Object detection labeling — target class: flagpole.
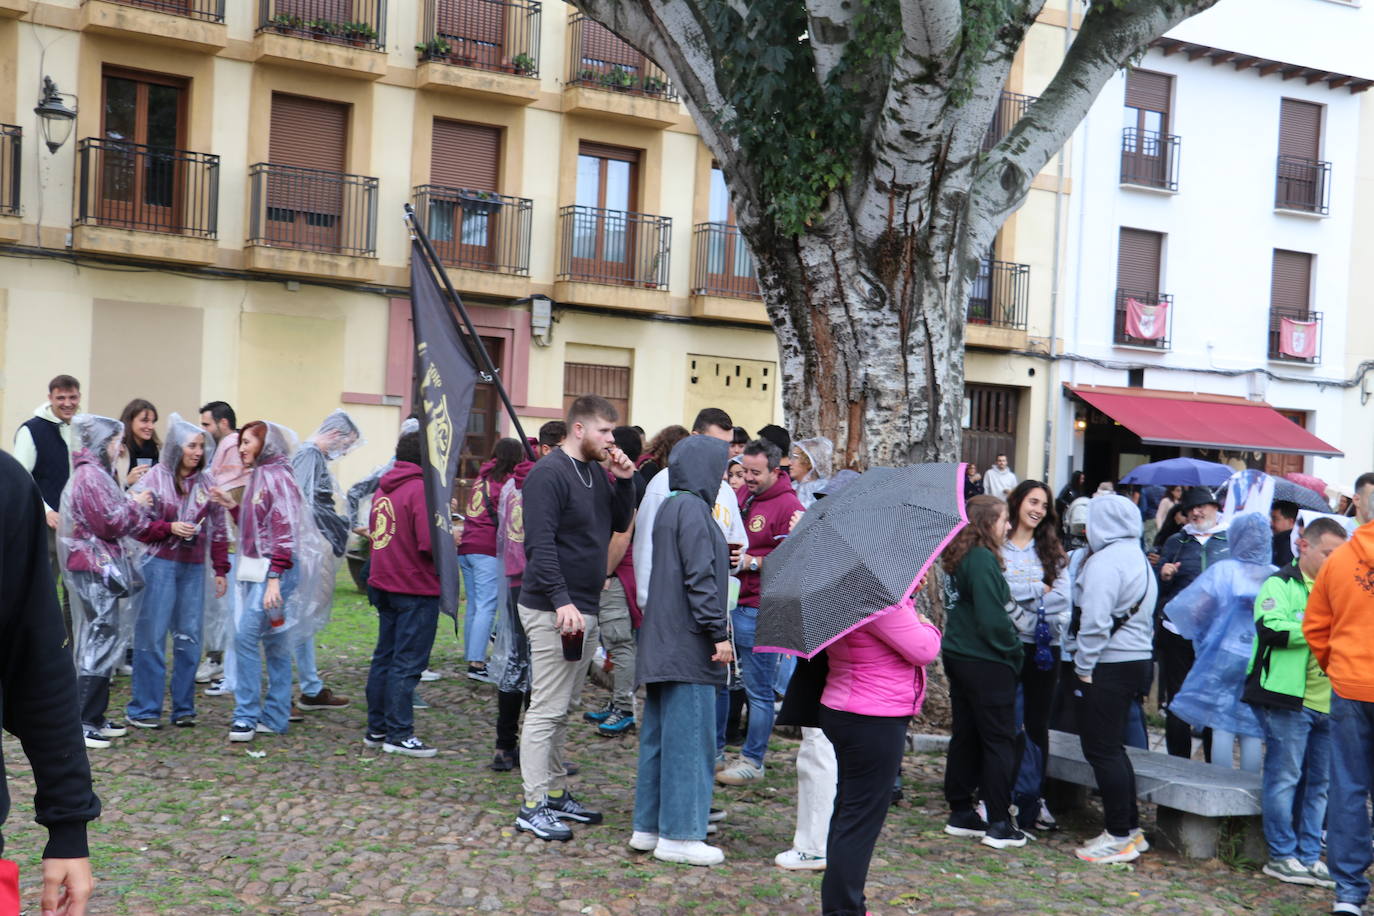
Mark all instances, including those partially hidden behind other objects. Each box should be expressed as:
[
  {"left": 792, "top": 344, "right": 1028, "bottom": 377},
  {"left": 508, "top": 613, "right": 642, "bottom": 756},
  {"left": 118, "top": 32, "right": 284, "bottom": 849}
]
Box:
[{"left": 404, "top": 203, "right": 538, "bottom": 461}]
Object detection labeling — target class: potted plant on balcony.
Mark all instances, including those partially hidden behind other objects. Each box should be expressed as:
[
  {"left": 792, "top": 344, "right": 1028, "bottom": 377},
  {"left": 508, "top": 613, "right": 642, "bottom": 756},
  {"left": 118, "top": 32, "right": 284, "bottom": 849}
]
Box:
[
  {"left": 577, "top": 68, "right": 599, "bottom": 86},
  {"left": 308, "top": 18, "right": 340, "bottom": 40},
  {"left": 512, "top": 53, "right": 536, "bottom": 76},
  {"left": 599, "top": 66, "right": 636, "bottom": 92},
  {"left": 459, "top": 190, "right": 502, "bottom": 216},
  {"left": 269, "top": 12, "right": 303, "bottom": 34},
  {"left": 643, "top": 75, "right": 668, "bottom": 97},
  {"left": 415, "top": 36, "right": 453, "bottom": 62},
  {"left": 343, "top": 22, "right": 377, "bottom": 47}
]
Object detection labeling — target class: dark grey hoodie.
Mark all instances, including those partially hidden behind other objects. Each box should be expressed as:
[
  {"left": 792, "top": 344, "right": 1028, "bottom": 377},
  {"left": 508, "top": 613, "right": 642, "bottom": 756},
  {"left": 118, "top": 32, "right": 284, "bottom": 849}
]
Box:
[
  {"left": 637, "top": 436, "right": 731, "bottom": 687},
  {"left": 1072, "top": 494, "right": 1157, "bottom": 678}
]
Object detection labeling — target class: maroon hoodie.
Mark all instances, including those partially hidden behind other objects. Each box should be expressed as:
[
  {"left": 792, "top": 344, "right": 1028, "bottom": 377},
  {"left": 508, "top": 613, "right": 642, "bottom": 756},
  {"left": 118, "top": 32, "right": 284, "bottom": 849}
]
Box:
[
  {"left": 457, "top": 459, "right": 510, "bottom": 557},
  {"left": 736, "top": 473, "right": 804, "bottom": 607},
  {"left": 368, "top": 460, "right": 439, "bottom": 596}
]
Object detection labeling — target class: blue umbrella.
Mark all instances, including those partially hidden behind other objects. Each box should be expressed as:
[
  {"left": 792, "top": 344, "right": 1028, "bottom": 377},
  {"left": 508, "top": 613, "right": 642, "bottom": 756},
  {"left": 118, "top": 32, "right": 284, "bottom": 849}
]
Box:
[{"left": 1120, "top": 457, "right": 1232, "bottom": 488}]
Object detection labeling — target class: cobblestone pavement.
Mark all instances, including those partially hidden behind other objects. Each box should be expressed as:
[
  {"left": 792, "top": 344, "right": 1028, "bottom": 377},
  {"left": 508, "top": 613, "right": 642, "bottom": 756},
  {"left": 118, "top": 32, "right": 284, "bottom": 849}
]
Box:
[{"left": 2, "top": 577, "right": 1330, "bottom": 914}]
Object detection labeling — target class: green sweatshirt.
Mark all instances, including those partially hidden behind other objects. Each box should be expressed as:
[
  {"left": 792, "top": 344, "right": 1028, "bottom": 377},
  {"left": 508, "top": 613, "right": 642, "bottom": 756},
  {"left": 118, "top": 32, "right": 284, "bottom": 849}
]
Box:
[{"left": 942, "top": 546, "right": 1024, "bottom": 672}]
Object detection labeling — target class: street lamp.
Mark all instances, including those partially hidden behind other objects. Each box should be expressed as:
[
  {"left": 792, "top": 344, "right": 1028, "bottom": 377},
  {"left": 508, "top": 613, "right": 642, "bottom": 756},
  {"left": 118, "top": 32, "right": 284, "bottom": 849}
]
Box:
[{"left": 34, "top": 77, "right": 77, "bottom": 154}]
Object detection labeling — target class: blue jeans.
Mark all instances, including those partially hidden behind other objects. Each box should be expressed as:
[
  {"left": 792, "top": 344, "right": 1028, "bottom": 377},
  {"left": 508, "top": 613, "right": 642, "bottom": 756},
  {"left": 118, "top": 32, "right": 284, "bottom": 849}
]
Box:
[
  {"left": 232, "top": 571, "right": 298, "bottom": 733},
  {"left": 1328, "top": 694, "right": 1374, "bottom": 906},
  {"left": 633, "top": 682, "right": 717, "bottom": 840},
  {"left": 294, "top": 637, "right": 324, "bottom": 697},
  {"left": 720, "top": 605, "right": 779, "bottom": 767},
  {"left": 774, "top": 654, "right": 797, "bottom": 698},
  {"left": 459, "top": 553, "right": 501, "bottom": 664},
  {"left": 365, "top": 590, "right": 441, "bottom": 742},
  {"left": 1258, "top": 705, "right": 1332, "bottom": 864},
  {"left": 128, "top": 556, "right": 205, "bottom": 722}
]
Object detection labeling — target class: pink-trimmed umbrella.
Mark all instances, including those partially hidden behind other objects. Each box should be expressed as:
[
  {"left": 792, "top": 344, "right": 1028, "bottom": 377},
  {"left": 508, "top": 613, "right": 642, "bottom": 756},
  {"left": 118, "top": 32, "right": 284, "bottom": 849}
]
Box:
[
  {"left": 1284, "top": 472, "right": 1329, "bottom": 499},
  {"left": 755, "top": 462, "right": 967, "bottom": 659}
]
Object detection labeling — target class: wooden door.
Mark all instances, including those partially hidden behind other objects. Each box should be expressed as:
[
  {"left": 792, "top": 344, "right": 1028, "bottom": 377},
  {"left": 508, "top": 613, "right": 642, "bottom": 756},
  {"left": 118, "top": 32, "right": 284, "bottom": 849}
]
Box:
[
  {"left": 1263, "top": 411, "right": 1307, "bottom": 478},
  {"left": 430, "top": 120, "right": 501, "bottom": 269},
  {"left": 268, "top": 94, "right": 348, "bottom": 251},
  {"left": 101, "top": 70, "right": 186, "bottom": 231},
  {"left": 455, "top": 336, "right": 505, "bottom": 507},
  {"left": 1278, "top": 99, "right": 1323, "bottom": 208},
  {"left": 1122, "top": 69, "right": 1172, "bottom": 186},
  {"left": 704, "top": 166, "right": 755, "bottom": 296},
  {"left": 572, "top": 143, "right": 638, "bottom": 283},
  {"left": 961, "top": 384, "right": 1019, "bottom": 472}
]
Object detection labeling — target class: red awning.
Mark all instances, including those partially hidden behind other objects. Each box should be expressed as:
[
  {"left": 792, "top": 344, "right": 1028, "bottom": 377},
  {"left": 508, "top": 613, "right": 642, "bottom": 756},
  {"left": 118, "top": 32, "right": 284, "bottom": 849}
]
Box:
[{"left": 1067, "top": 385, "right": 1343, "bottom": 458}]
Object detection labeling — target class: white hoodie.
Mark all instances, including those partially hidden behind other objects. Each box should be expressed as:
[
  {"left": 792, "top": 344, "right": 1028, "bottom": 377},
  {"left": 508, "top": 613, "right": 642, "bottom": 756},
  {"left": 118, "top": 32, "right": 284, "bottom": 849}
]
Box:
[{"left": 12, "top": 402, "right": 74, "bottom": 511}]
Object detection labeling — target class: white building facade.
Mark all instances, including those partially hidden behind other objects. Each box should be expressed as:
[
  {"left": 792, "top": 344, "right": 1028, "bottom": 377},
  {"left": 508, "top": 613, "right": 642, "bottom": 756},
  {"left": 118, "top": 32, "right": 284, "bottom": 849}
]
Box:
[{"left": 1055, "top": 0, "right": 1374, "bottom": 491}]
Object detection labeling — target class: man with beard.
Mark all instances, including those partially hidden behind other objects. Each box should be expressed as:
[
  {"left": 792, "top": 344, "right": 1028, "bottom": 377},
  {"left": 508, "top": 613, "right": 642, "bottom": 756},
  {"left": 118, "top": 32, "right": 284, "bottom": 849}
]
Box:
[
  {"left": 515, "top": 396, "right": 637, "bottom": 842},
  {"left": 1156, "top": 486, "right": 1230, "bottom": 758}
]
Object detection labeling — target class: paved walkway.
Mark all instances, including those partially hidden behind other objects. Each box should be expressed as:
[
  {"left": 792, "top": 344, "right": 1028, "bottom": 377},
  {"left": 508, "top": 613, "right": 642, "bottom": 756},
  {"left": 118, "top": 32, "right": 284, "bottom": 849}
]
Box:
[{"left": 2, "top": 580, "right": 1331, "bottom": 914}]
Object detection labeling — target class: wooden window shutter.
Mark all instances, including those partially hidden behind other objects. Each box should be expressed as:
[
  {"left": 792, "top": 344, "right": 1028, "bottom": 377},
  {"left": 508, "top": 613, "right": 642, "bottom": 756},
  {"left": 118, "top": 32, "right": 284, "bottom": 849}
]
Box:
[
  {"left": 1125, "top": 69, "right": 1172, "bottom": 114},
  {"left": 1279, "top": 99, "right": 1322, "bottom": 160},
  {"left": 269, "top": 94, "right": 348, "bottom": 173},
  {"left": 277, "top": 0, "right": 351, "bottom": 24},
  {"left": 580, "top": 19, "right": 641, "bottom": 69},
  {"left": 1270, "top": 249, "right": 1313, "bottom": 314},
  {"left": 431, "top": 120, "right": 501, "bottom": 191},
  {"left": 1116, "top": 228, "right": 1163, "bottom": 293},
  {"left": 562, "top": 363, "right": 631, "bottom": 423},
  {"left": 437, "top": 0, "right": 504, "bottom": 45},
  {"left": 578, "top": 141, "right": 640, "bottom": 164}
]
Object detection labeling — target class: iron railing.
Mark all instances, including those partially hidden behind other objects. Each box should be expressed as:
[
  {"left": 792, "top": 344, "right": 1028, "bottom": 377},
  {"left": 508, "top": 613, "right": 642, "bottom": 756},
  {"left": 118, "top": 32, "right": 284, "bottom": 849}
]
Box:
[
  {"left": 967, "top": 258, "right": 1029, "bottom": 330},
  {"left": 418, "top": 0, "right": 541, "bottom": 76},
  {"left": 412, "top": 184, "right": 532, "bottom": 275},
  {"left": 982, "top": 91, "right": 1035, "bottom": 153},
  {"left": 1113, "top": 288, "right": 1173, "bottom": 349},
  {"left": 1275, "top": 155, "right": 1331, "bottom": 215},
  {"left": 0, "top": 125, "right": 19, "bottom": 217},
  {"left": 1120, "top": 127, "right": 1180, "bottom": 191},
  {"left": 91, "top": 0, "right": 225, "bottom": 22},
  {"left": 691, "top": 222, "right": 760, "bottom": 299},
  {"left": 1268, "top": 307, "right": 1323, "bottom": 363},
  {"left": 567, "top": 14, "right": 677, "bottom": 101},
  {"left": 257, "top": 0, "right": 386, "bottom": 50},
  {"left": 248, "top": 162, "right": 377, "bottom": 256},
  {"left": 558, "top": 204, "right": 670, "bottom": 288},
  {"left": 76, "top": 138, "right": 219, "bottom": 238}
]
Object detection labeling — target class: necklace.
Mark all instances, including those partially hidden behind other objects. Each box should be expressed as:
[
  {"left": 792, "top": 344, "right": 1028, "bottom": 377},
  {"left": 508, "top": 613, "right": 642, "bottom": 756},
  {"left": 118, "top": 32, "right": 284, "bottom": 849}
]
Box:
[{"left": 565, "top": 450, "right": 593, "bottom": 489}]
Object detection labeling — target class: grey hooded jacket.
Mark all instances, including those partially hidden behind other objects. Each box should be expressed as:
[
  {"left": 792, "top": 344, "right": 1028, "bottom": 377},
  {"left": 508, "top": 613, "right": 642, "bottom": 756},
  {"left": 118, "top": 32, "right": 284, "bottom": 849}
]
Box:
[
  {"left": 1073, "top": 494, "right": 1157, "bottom": 678},
  {"left": 637, "top": 436, "right": 731, "bottom": 688}
]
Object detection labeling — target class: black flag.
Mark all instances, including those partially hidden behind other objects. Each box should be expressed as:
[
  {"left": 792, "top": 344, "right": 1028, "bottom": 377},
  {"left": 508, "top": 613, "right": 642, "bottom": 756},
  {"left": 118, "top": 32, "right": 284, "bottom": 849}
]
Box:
[{"left": 409, "top": 239, "right": 479, "bottom": 620}]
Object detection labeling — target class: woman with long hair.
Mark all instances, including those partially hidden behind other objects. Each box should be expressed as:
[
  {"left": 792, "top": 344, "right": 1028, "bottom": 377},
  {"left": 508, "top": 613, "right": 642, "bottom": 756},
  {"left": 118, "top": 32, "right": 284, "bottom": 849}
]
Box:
[
  {"left": 940, "top": 495, "right": 1027, "bottom": 850},
  {"left": 119, "top": 398, "right": 161, "bottom": 488},
  {"left": 638, "top": 425, "right": 689, "bottom": 484},
  {"left": 127, "top": 415, "right": 230, "bottom": 729},
  {"left": 1002, "top": 480, "right": 1070, "bottom": 832},
  {"left": 457, "top": 437, "right": 526, "bottom": 682}
]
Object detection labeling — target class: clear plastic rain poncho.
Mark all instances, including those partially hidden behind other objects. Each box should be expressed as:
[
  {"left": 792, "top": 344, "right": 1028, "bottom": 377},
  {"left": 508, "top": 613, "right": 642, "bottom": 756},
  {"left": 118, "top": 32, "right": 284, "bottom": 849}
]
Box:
[
  {"left": 345, "top": 417, "right": 419, "bottom": 528},
  {"left": 293, "top": 409, "right": 364, "bottom": 557},
  {"left": 489, "top": 465, "right": 533, "bottom": 694},
  {"left": 793, "top": 436, "right": 834, "bottom": 509},
  {"left": 1163, "top": 512, "right": 1275, "bottom": 738},
  {"left": 239, "top": 421, "right": 332, "bottom": 646},
  {"left": 58, "top": 414, "right": 150, "bottom": 679}
]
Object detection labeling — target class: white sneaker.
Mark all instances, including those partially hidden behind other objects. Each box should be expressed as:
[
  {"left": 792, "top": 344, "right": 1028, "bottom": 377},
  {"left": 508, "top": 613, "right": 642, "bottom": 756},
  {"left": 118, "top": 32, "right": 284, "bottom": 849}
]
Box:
[
  {"left": 420, "top": 668, "right": 442, "bottom": 682},
  {"left": 203, "top": 678, "right": 230, "bottom": 697},
  {"left": 1331, "top": 902, "right": 1363, "bottom": 916},
  {"left": 1131, "top": 827, "right": 1150, "bottom": 853},
  {"left": 1306, "top": 859, "right": 1336, "bottom": 889},
  {"left": 653, "top": 838, "right": 725, "bottom": 866},
  {"left": 774, "top": 848, "right": 827, "bottom": 871},
  {"left": 83, "top": 728, "right": 111, "bottom": 749},
  {"left": 629, "top": 831, "right": 658, "bottom": 851},
  {"left": 715, "top": 759, "right": 764, "bottom": 786},
  {"left": 1036, "top": 801, "right": 1058, "bottom": 831},
  {"left": 194, "top": 659, "right": 223, "bottom": 684},
  {"left": 1075, "top": 830, "right": 1143, "bottom": 864}
]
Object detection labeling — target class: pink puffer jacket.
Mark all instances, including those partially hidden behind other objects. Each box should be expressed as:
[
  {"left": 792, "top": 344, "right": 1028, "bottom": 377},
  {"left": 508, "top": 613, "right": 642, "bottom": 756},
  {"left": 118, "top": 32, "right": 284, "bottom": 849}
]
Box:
[{"left": 821, "top": 602, "right": 943, "bottom": 717}]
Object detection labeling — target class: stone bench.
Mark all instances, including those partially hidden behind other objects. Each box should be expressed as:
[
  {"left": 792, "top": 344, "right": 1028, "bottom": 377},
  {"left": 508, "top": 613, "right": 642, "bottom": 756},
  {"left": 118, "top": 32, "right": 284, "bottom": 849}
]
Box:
[{"left": 1045, "top": 729, "right": 1262, "bottom": 860}]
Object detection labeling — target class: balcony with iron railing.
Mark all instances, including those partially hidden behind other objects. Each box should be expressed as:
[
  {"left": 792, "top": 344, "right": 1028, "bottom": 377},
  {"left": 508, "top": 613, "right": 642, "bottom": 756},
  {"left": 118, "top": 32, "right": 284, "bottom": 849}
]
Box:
[
  {"left": 254, "top": 0, "right": 388, "bottom": 78},
  {"left": 1275, "top": 156, "right": 1331, "bottom": 215},
  {"left": 982, "top": 91, "right": 1035, "bottom": 153},
  {"left": 1120, "top": 128, "right": 1180, "bottom": 192},
  {"left": 564, "top": 14, "right": 680, "bottom": 127},
  {"left": 0, "top": 125, "right": 19, "bottom": 222},
  {"left": 76, "top": 138, "right": 219, "bottom": 235},
  {"left": 966, "top": 258, "right": 1029, "bottom": 331},
  {"left": 689, "top": 222, "right": 768, "bottom": 322},
  {"left": 80, "top": 0, "right": 227, "bottom": 50},
  {"left": 412, "top": 184, "right": 532, "bottom": 276},
  {"left": 1268, "top": 307, "right": 1323, "bottom": 363},
  {"left": 247, "top": 162, "right": 378, "bottom": 279},
  {"left": 1113, "top": 288, "right": 1173, "bottom": 350},
  {"left": 556, "top": 205, "right": 670, "bottom": 309},
  {"left": 415, "top": 0, "right": 542, "bottom": 102}
]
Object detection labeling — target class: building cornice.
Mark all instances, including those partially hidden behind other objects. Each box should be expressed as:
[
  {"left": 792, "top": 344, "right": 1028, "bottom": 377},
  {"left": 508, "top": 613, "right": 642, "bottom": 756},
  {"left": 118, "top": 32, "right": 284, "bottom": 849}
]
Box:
[{"left": 1151, "top": 38, "right": 1374, "bottom": 94}]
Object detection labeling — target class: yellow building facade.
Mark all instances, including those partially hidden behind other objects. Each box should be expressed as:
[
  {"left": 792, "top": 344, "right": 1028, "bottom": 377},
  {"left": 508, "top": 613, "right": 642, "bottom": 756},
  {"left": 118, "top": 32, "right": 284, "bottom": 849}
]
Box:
[{"left": 0, "top": 0, "right": 1074, "bottom": 486}]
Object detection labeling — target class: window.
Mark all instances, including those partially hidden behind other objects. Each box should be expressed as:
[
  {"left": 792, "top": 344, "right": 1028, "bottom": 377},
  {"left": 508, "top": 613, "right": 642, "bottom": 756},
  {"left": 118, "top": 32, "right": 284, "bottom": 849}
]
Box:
[
  {"left": 571, "top": 142, "right": 640, "bottom": 279},
  {"left": 961, "top": 384, "right": 1020, "bottom": 473},
  {"left": 429, "top": 120, "right": 501, "bottom": 259},
  {"left": 1116, "top": 227, "right": 1163, "bottom": 293},
  {"left": 458, "top": 335, "right": 506, "bottom": 491},
  {"left": 1115, "top": 228, "right": 1170, "bottom": 348},
  {"left": 1269, "top": 249, "right": 1319, "bottom": 361},
  {"left": 436, "top": 0, "right": 505, "bottom": 69},
  {"left": 99, "top": 68, "right": 187, "bottom": 229},
  {"left": 1276, "top": 98, "right": 1328, "bottom": 212},
  {"left": 266, "top": 93, "right": 349, "bottom": 250},
  {"left": 563, "top": 362, "right": 631, "bottom": 424},
  {"left": 1121, "top": 69, "right": 1177, "bottom": 189},
  {"left": 701, "top": 165, "right": 755, "bottom": 293}
]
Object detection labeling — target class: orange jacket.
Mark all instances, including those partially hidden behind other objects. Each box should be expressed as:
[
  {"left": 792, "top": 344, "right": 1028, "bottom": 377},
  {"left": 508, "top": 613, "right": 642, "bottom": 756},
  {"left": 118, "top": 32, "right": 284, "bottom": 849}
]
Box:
[{"left": 1304, "top": 521, "right": 1374, "bottom": 702}]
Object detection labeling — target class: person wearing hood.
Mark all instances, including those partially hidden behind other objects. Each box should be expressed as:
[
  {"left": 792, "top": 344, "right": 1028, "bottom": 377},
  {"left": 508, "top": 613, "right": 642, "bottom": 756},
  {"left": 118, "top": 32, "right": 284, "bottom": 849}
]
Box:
[
  {"left": 289, "top": 409, "right": 362, "bottom": 714},
  {"left": 196, "top": 400, "right": 240, "bottom": 692},
  {"left": 457, "top": 437, "right": 525, "bottom": 684},
  {"left": 1304, "top": 486, "right": 1374, "bottom": 916},
  {"left": 363, "top": 430, "right": 441, "bottom": 758},
  {"left": 629, "top": 436, "right": 735, "bottom": 866},
  {"left": 790, "top": 436, "right": 833, "bottom": 509},
  {"left": 57, "top": 414, "right": 154, "bottom": 749},
  {"left": 126, "top": 415, "right": 231, "bottom": 730},
  {"left": 1069, "top": 493, "right": 1157, "bottom": 864},
  {"left": 1156, "top": 485, "right": 1230, "bottom": 758},
  {"left": 1163, "top": 512, "right": 1274, "bottom": 773}
]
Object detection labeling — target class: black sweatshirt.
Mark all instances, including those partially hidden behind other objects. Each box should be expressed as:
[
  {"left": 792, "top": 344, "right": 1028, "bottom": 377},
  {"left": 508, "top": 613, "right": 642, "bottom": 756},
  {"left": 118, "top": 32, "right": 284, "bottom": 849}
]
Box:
[
  {"left": 0, "top": 450, "right": 101, "bottom": 858},
  {"left": 521, "top": 449, "right": 636, "bottom": 616}
]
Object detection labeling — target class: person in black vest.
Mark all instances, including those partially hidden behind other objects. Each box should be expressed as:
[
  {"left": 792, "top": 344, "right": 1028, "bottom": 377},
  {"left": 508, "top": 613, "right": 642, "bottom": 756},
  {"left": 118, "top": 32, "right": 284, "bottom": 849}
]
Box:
[{"left": 13, "top": 374, "right": 81, "bottom": 642}]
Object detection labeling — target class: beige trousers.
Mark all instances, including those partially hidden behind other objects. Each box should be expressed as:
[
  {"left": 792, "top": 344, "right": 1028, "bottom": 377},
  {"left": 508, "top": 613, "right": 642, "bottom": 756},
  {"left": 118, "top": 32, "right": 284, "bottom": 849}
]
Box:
[{"left": 518, "top": 605, "right": 598, "bottom": 806}]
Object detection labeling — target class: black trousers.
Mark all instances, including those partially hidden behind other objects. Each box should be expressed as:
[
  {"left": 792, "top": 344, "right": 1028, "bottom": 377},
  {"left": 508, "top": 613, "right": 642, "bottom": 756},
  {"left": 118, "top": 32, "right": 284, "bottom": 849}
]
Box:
[
  {"left": 819, "top": 705, "right": 909, "bottom": 916},
  {"left": 1157, "top": 627, "right": 1198, "bottom": 758},
  {"left": 943, "top": 655, "right": 1019, "bottom": 824},
  {"left": 495, "top": 689, "right": 529, "bottom": 751},
  {"left": 1014, "top": 645, "right": 1060, "bottom": 801},
  {"left": 1076, "top": 659, "right": 1152, "bottom": 837},
  {"left": 78, "top": 675, "right": 111, "bottom": 729}
]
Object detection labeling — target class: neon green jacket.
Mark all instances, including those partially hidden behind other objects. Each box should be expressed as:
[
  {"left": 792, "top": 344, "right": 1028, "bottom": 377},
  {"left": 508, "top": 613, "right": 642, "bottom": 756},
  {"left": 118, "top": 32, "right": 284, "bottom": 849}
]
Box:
[{"left": 1243, "top": 565, "right": 1330, "bottom": 713}]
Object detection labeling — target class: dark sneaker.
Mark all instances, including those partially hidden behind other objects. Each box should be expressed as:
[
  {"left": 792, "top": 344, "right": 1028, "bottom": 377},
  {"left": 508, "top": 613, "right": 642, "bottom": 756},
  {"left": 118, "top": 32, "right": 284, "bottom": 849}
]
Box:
[
  {"left": 228, "top": 721, "right": 255, "bottom": 742},
  {"left": 981, "top": 820, "right": 1029, "bottom": 850},
  {"left": 597, "top": 709, "right": 636, "bottom": 737},
  {"left": 97, "top": 719, "right": 128, "bottom": 738},
  {"left": 127, "top": 716, "right": 162, "bottom": 730},
  {"left": 546, "top": 791, "right": 603, "bottom": 824},
  {"left": 466, "top": 664, "right": 495, "bottom": 684},
  {"left": 516, "top": 804, "right": 573, "bottom": 842},
  {"left": 489, "top": 749, "right": 517, "bottom": 771},
  {"left": 412, "top": 692, "right": 430, "bottom": 710},
  {"left": 288, "top": 704, "right": 305, "bottom": 723},
  {"left": 363, "top": 732, "right": 385, "bottom": 749},
  {"left": 944, "top": 809, "right": 988, "bottom": 838},
  {"left": 383, "top": 736, "right": 437, "bottom": 758},
  {"left": 564, "top": 760, "right": 579, "bottom": 776},
  {"left": 708, "top": 808, "right": 728, "bottom": 823},
  {"left": 83, "top": 728, "right": 111, "bottom": 749},
  {"left": 298, "top": 688, "right": 350, "bottom": 709},
  {"left": 172, "top": 716, "right": 196, "bottom": 728},
  {"left": 583, "top": 700, "right": 615, "bottom": 724}
]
